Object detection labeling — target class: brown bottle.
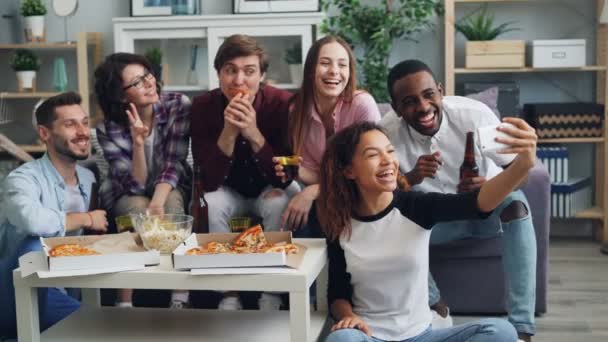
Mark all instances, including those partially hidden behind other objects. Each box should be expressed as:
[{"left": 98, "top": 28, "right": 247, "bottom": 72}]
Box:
[
  {"left": 459, "top": 131, "right": 479, "bottom": 181},
  {"left": 191, "top": 165, "right": 208, "bottom": 233}
]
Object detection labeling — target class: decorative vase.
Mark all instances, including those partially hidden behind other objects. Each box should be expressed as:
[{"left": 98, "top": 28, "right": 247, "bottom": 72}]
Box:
[
  {"left": 23, "top": 16, "right": 46, "bottom": 43},
  {"left": 288, "top": 64, "right": 303, "bottom": 87},
  {"left": 53, "top": 58, "right": 68, "bottom": 92},
  {"left": 16, "top": 71, "right": 37, "bottom": 92},
  {"left": 187, "top": 44, "right": 199, "bottom": 86}
]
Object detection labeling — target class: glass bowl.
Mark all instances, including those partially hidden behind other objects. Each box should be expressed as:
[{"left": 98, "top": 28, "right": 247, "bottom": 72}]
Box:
[{"left": 130, "top": 214, "right": 193, "bottom": 254}]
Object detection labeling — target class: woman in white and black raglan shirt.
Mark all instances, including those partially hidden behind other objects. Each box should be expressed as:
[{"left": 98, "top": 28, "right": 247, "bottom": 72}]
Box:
[{"left": 317, "top": 120, "right": 537, "bottom": 342}]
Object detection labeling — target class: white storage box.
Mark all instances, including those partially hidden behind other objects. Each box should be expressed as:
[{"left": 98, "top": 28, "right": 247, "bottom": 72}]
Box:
[{"left": 531, "top": 39, "right": 586, "bottom": 68}]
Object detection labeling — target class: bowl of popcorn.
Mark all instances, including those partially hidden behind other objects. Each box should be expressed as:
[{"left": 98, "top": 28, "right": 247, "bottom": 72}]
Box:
[{"left": 130, "top": 214, "right": 193, "bottom": 254}]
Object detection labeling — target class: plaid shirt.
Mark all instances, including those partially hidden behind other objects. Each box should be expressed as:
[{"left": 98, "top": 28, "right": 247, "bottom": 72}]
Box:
[{"left": 97, "top": 92, "right": 191, "bottom": 211}]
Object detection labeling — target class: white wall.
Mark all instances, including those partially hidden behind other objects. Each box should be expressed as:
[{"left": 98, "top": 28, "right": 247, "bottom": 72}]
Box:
[
  {"left": 0, "top": 0, "right": 598, "bottom": 97},
  {"left": 0, "top": 0, "right": 600, "bottom": 136}
]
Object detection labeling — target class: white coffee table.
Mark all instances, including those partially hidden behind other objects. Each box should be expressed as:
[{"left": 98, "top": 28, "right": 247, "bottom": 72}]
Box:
[{"left": 13, "top": 238, "right": 328, "bottom": 342}]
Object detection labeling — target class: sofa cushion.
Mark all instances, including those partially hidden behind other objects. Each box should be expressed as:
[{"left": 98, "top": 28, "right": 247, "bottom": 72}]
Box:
[
  {"left": 465, "top": 86, "right": 500, "bottom": 118},
  {"left": 430, "top": 236, "right": 503, "bottom": 259}
]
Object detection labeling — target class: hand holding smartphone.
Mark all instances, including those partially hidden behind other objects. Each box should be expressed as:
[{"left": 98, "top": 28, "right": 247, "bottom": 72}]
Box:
[{"left": 477, "top": 122, "right": 517, "bottom": 153}]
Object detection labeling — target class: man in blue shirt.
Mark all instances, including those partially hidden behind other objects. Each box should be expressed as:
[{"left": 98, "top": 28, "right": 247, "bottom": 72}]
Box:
[{"left": 0, "top": 92, "right": 108, "bottom": 339}]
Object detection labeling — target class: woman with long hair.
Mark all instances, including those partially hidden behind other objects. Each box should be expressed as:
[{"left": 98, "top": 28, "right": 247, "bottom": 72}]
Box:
[
  {"left": 318, "top": 120, "right": 537, "bottom": 342},
  {"left": 94, "top": 52, "right": 191, "bottom": 308},
  {"left": 276, "top": 35, "right": 381, "bottom": 232}
]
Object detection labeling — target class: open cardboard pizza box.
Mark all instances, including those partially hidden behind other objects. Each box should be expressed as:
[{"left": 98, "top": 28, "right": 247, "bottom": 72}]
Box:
[
  {"left": 19, "top": 232, "right": 160, "bottom": 277},
  {"left": 172, "top": 232, "right": 306, "bottom": 271}
]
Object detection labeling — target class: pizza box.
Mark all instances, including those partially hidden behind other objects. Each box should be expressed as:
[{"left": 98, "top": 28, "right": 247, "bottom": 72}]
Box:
[
  {"left": 172, "top": 232, "right": 306, "bottom": 271},
  {"left": 19, "top": 232, "right": 160, "bottom": 278}
]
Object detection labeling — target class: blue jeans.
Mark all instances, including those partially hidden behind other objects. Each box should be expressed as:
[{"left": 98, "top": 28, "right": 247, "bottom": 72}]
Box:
[
  {"left": 325, "top": 319, "right": 517, "bottom": 342},
  {"left": 428, "top": 190, "right": 537, "bottom": 335},
  {"left": 0, "top": 237, "right": 80, "bottom": 338}
]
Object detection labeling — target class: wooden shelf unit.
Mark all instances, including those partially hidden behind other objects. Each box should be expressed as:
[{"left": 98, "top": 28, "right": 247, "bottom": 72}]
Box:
[
  {"left": 0, "top": 43, "right": 77, "bottom": 50},
  {"left": 0, "top": 92, "right": 61, "bottom": 99},
  {"left": 538, "top": 137, "right": 604, "bottom": 144},
  {"left": 0, "top": 32, "right": 102, "bottom": 159},
  {"left": 444, "top": 0, "right": 608, "bottom": 245},
  {"left": 18, "top": 144, "right": 46, "bottom": 153},
  {"left": 455, "top": 66, "right": 607, "bottom": 74},
  {"left": 575, "top": 206, "right": 604, "bottom": 220}
]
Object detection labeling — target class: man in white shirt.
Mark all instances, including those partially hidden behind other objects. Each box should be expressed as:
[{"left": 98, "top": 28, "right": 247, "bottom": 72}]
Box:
[{"left": 380, "top": 59, "right": 536, "bottom": 342}]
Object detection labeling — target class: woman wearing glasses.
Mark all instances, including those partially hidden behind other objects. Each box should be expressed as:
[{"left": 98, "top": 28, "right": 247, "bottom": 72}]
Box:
[{"left": 94, "top": 52, "right": 191, "bottom": 308}]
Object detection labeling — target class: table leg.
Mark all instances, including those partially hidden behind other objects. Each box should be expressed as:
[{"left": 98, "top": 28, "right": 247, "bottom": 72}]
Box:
[
  {"left": 13, "top": 272, "right": 41, "bottom": 342},
  {"left": 81, "top": 288, "right": 101, "bottom": 307},
  {"left": 315, "top": 264, "right": 328, "bottom": 312},
  {"left": 290, "top": 290, "right": 311, "bottom": 342}
]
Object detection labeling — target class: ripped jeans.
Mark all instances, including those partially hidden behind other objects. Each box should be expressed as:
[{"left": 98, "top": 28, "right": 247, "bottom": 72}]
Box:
[
  {"left": 429, "top": 190, "right": 537, "bottom": 335},
  {"left": 325, "top": 319, "right": 517, "bottom": 342},
  {"left": 205, "top": 183, "right": 300, "bottom": 232}
]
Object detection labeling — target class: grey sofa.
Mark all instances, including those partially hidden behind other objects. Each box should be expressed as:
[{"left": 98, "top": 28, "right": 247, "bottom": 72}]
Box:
[{"left": 429, "top": 160, "right": 550, "bottom": 314}]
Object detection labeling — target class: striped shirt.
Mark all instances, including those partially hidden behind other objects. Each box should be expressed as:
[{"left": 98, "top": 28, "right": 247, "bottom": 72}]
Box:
[{"left": 96, "top": 92, "right": 192, "bottom": 211}]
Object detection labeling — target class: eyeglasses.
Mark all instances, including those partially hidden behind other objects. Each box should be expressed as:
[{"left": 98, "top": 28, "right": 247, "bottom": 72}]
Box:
[{"left": 123, "top": 71, "right": 155, "bottom": 90}]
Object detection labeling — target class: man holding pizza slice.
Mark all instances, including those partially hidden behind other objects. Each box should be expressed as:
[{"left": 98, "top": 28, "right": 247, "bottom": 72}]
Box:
[
  {"left": 0, "top": 92, "right": 108, "bottom": 339},
  {"left": 190, "top": 34, "right": 298, "bottom": 311}
]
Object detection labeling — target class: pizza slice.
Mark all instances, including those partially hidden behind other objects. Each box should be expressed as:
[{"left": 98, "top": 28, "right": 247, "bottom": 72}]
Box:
[
  {"left": 262, "top": 243, "right": 299, "bottom": 255},
  {"left": 185, "top": 247, "right": 205, "bottom": 255},
  {"left": 49, "top": 244, "right": 100, "bottom": 257},
  {"left": 226, "top": 87, "right": 250, "bottom": 99},
  {"left": 203, "top": 241, "right": 233, "bottom": 254},
  {"left": 233, "top": 225, "right": 267, "bottom": 249}
]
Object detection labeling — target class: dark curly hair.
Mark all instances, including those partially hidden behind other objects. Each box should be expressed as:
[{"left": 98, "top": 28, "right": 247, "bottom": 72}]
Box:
[
  {"left": 94, "top": 52, "right": 162, "bottom": 126},
  {"left": 317, "top": 121, "right": 388, "bottom": 241}
]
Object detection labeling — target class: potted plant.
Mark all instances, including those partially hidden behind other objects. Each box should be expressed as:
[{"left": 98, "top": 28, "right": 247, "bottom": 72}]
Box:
[
  {"left": 455, "top": 5, "right": 523, "bottom": 69},
  {"left": 284, "top": 43, "right": 302, "bottom": 86},
  {"left": 144, "top": 47, "right": 163, "bottom": 82},
  {"left": 10, "top": 49, "right": 41, "bottom": 92},
  {"left": 321, "top": 0, "right": 443, "bottom": 103},
  {"left": 21, "top": 0, "right": 47, "bottom": 43}
]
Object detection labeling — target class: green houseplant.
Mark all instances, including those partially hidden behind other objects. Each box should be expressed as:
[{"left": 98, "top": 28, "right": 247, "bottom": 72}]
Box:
[
  {"left": 284, "top": 43, "right": 303, "bottom": 86},
  {"left": 455, "top": 5, "right": 523, "bottom": 69},
  {"left": 21, "top": 0, "right": 47, "bottom": 43},
  {"left": 455, "top": 5, "right": 518, "bottom": 41},
  {"left": 321, "top": 0, "right": 443, "bottom": 103},
  {"left": 284, "top": 43, "right": 302, "bottom": 65},
  {"left": 10, "top": 49, "right": 41, "bottom": 91},
  {"left": 21, "top": 0, "right": 47, "bottom": 16},
  {"left": 144, "top": 47, "right": 163, "bottom": 81},
  {"left": 10, "top": 49, "right": 41, "bottom": 72}
]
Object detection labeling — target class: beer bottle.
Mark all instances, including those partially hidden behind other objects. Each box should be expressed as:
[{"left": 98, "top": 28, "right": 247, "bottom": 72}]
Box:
[
  {"left": 459, "top": 131, "right": 479, "bottom": 181},
  {"left": 191, "top": 165, "right": 208, "bottom": 233}
]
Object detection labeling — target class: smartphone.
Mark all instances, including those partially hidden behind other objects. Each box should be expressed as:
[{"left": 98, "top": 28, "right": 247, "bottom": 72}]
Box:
[{"left": 477, "top": 122, "right": 516, "bottom": 153}]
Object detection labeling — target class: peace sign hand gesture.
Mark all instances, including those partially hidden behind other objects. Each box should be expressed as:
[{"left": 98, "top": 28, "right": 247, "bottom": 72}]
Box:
[{"left": 126, "top": 103, "right": 149, "bottom": 147}]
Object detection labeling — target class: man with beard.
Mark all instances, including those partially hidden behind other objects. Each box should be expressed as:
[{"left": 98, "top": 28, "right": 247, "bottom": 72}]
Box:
[
  {"left": 380, "top": 60, "right": 536, "bottom": 342},
  {"left": 0, "top": 92, "right": 108, "bottom": 339}
]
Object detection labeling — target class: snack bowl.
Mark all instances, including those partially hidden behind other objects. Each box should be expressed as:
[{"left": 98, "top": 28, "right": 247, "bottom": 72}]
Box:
[{"left": 130, "top": 214, "right": 193, "bottom": 254}]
